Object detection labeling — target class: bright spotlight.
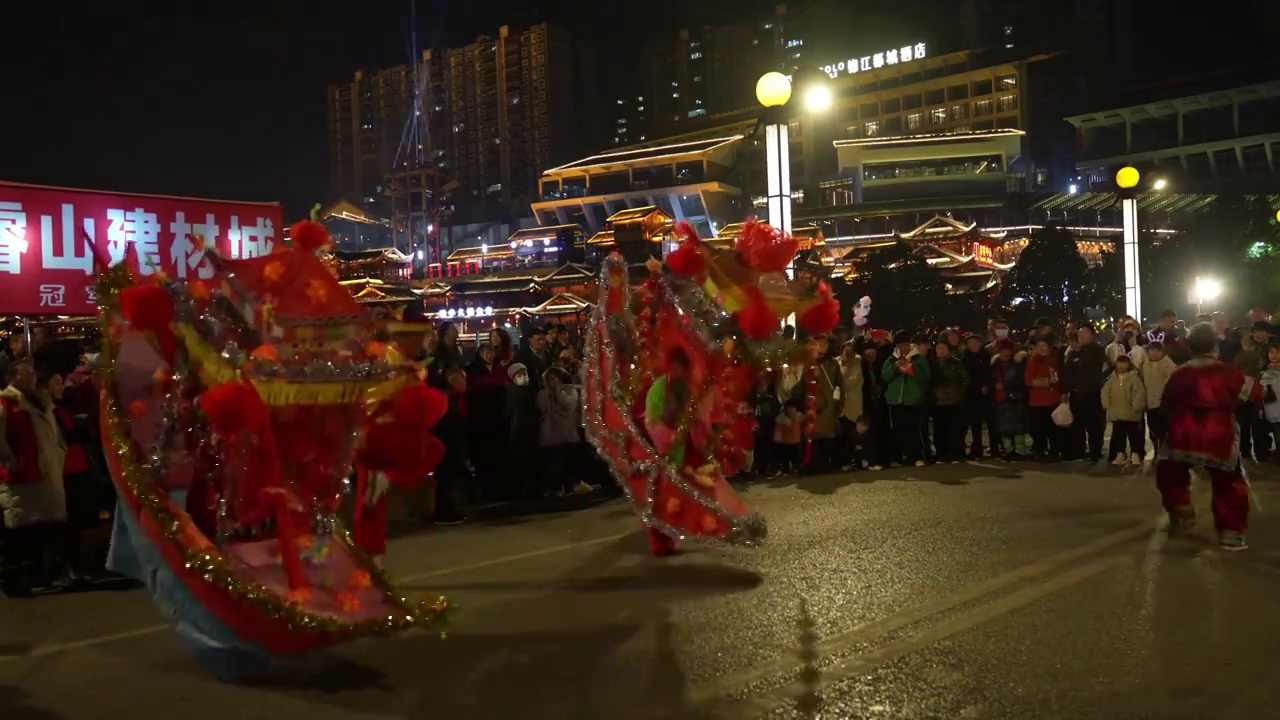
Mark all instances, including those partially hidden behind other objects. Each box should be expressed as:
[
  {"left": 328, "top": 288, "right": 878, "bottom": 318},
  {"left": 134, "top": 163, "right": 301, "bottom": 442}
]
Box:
[
  {"left": 1153, "top": 178, "right": 1168, "bottom": 191},
  {"left": 1195, "top": 277, "right": 1222, "bottom": 302},
  {"left": 803, "top": 85, "right": 833, "bottom": 113},
  {"left": 1068, "top": 183, "right": 1078, "bottom": 195}
]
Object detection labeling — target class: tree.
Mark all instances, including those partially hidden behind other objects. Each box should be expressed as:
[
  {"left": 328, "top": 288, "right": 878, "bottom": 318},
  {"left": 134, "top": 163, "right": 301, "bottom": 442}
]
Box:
[
  {"left": 1000, "top": 225, "right": 1091, "bottom": 326},
  {"left": 837, "top": 242, "right": 949, "bottom": 331}
]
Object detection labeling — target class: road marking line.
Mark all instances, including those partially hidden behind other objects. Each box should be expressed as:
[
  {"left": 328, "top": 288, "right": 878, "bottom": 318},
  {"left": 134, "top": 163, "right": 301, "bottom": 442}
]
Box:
[
  {"left": 689, "top": 515, "right": 1159, "bottom": 704},
  {"left": 966, "top": 461, "right": 1008, "bottom": 470},
  {"left": 1, "top": 530, "right": 638, "bottom": 662},
  {"left": 730, "top": 553, "right": 1130, "bottom": 717}
]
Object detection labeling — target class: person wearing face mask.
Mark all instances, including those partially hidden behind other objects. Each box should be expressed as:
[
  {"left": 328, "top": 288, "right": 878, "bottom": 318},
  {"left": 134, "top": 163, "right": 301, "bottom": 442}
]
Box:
[
  {"left": 504, "top": 363, "right": 540, "bottom": 499},
  {"left": 986, "top": 317, "right": 1012, "bottom": 354}
]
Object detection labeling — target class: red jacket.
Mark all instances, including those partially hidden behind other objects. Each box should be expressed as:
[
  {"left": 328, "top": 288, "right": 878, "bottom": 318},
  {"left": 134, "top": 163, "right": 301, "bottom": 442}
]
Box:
[
  {"left": 53, "top": 406, "right": 91, "bottom": 476},
  {"left": 1023, "top": 352, "right": 1061, "bottom": 407},
  {"left": 1, "top": 395, "right": 42, "bottom": 485}
]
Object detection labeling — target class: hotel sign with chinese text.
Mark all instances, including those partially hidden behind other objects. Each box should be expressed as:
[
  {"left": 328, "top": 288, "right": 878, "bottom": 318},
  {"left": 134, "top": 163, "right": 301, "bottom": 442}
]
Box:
[
  {"left": 0, "top": 182, "right": 283, "bottom": 315},
  {"left": 821, "top": 42, "right": 927, "bottom": 79}
]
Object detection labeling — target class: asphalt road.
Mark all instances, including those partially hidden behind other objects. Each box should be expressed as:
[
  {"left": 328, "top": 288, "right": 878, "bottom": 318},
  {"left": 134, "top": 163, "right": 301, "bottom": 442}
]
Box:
[{"left": 4, "top": 459, "right": 1280, "bottom": 720}]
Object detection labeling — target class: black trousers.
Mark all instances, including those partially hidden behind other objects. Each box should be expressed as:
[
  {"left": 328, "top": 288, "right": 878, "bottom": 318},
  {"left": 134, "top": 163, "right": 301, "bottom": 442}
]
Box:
[
  {"left": 1237, "top": 404, "right": 1270, "bottom": 458},
  {"left": 889, "top": 405, "right": 925, "bottom": 463},
  {"left": 1108, "top": 419, "right": 1146, "bottom": 459},
  {"left": 1, "top": 521, "right": 70, "bottom": 595},
  {"left": 1070, "top": 394, "right": 1106, "bottom": 461},
  {"left": 964, "top": 397, "right": 998, "bottom": 455},
  {"left": 1028, "top": 405, "right": 1060, "bottom": 457},
  {"left": 932, "top": 405, "right": 965, "bottom": 460},
  {"left": 754, "top": 421, "right": 776, "bottom": 474},
  {"left": 1147, "top": 408, "right": 1168, "bottom": 452}
]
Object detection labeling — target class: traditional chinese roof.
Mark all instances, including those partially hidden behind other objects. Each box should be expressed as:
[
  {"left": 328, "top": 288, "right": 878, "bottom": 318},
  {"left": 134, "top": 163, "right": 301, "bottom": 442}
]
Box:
[
  {"left": 605, "top": 206, "right": 674, "bottom": 239},
  {"left": 328, "top": 247, "right": 412, "bottom": 265},
  {"left": 586, "top": 230, "right": 615, "bottom": 246},
  {"left": 896, "top": 214, "right": 1008, "bottom": 242},
  {"left": 713, "top": 223, "right": 825, "bottom": 250},
  {"left": 523, "top": 292, "right": 592, "bottom": 316},
  {"left": 344, "top": 280, "right": 422, "bottom": 305},
  {"left": 506, "top": 224, "right": 587, "bottom": 246},
  {"left": 536, "top": 262, "right": 596, "bottom": 284},
  {"left": 318, "top": 199, "right": 390, "bottom": 227}
]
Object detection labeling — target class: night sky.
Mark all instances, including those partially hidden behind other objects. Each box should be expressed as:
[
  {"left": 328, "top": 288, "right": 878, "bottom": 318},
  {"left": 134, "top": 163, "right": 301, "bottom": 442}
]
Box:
[
  {"left": 1, "top": 0, "right": 762, "bottom": 222},
  {"left": 4, "top": 1, "right": 1277, "bottom": 223}
]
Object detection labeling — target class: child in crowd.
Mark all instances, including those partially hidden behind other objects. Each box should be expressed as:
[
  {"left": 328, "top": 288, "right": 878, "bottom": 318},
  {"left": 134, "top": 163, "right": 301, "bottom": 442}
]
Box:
[
  {"left": 773, "top": 397, "right": 804, "bottom": 475},
  {"left": 1102, "top": 354, "right": 1147, "bottom": 466},
  {"left": 846, "top": 414, "right": 880, "bottom": 470},
  {"left": 750, "top": 374, "right": 781, "bottom": 476},
  {"left": 1141, "top": 341, "right": 1177, "bottom": 454}
]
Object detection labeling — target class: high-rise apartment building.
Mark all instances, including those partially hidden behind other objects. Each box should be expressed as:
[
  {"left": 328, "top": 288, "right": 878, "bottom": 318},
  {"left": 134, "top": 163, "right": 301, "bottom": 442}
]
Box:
[
  {"left": 614, "top": 3, "right": 810, "bottom": 147},
  {"left": 423, "top": 23, "right": 593, "bottom": 219},
  {"left": 327, "top": 64, "right": 420, "bottom": 208},
  {"left": 329, "top": 23, "right": 594, "bottom": 225}
]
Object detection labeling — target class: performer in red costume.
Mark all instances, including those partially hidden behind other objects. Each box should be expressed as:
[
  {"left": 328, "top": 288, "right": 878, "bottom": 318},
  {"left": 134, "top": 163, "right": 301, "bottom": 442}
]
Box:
[
  {"left": 352, "top": 384, "right": 447, "bottom": 566},
  {"left": 1156, "top": 322, "right": 1266, "bottom": 550}
]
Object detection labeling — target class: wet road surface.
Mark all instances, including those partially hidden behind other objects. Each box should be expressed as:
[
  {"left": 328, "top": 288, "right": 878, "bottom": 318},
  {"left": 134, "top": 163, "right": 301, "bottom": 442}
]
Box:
[{"left": 4, "top": 460, "right": 1280, "bottom": 719}]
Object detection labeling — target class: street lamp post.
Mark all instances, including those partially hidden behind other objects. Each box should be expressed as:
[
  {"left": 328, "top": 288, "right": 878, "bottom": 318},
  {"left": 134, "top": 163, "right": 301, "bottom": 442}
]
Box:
[
  {"left": 755, "top": 72, "right": 794, "bottom": 238},
  {"left": 1116, "top": 166, "right": 1142, "bottom": 321}
]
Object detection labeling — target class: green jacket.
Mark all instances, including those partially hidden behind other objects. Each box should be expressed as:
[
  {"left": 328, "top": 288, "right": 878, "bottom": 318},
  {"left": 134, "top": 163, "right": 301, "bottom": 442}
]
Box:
[{"left": 882, "top": 350, "right": 931, "bottom": 406}]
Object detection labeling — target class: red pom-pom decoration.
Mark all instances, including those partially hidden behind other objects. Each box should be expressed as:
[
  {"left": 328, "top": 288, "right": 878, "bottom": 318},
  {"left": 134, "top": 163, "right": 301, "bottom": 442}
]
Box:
[
  {"left": 391, "top": 383, "right": 449, "bottom": 430},
  {"left": 799, "top": 295, "right": 840, "bottom": 337},
  {"left": 289, "top": 219, "right": 331, "bottom": 252},
  {"left": 736, "top": 220, "right": 799, "bottom": 274},
  {"left": 200, "top": 381, "right": 270, "bottom": 436},
  {"left": 666, "top": 240, "right": 705, "bottom": 277},
  {"left": 119, "top": 284, "right": 176, "bottom": 361},
  {"left": 737, "top": 298, "right": 780, "bottom": 340},
  {"left": 666, "top": 221, "right": 706, "bottom": 277}
]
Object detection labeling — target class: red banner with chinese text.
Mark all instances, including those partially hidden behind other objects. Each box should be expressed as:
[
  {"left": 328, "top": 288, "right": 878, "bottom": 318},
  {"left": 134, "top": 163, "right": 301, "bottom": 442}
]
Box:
[{"left": 0, "top": 181, "right": 283, "bottom": 316}]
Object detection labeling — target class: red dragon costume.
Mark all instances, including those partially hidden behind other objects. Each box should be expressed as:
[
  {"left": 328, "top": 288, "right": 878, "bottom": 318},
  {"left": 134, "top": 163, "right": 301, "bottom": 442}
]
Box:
[
  {"left": 584, "top": 220, "right": 838, "bottom": 556},
  {"left": 97, "top": 218, "right": 449, "bottom": 679},
  {"left": 1156, "top": 323, "right": 1265, "bottom": 550}
]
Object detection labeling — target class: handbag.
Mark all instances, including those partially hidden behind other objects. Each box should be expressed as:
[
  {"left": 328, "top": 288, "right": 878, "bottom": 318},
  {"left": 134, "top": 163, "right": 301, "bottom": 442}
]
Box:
[{"left": 1051, "top": 402, "right": 1074, "bottom": 428}]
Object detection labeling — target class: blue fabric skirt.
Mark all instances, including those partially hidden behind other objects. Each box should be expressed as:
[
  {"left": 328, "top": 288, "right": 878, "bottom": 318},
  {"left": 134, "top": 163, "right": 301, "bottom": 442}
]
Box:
[{"left": 106, "top": 491, "right": 279, "bottom": 681}]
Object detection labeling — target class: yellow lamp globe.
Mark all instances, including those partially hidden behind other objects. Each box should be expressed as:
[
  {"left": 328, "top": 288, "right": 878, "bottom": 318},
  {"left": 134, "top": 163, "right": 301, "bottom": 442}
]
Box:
[
  {"left": 1116, "top": 166, "right": 1140, "bottom": 190},
  {"left": 756, "top": 72, "right": 792, "bottom": 108},
  {"left": 1275, "top": 208, "right": 1280, "bottom": 224}
]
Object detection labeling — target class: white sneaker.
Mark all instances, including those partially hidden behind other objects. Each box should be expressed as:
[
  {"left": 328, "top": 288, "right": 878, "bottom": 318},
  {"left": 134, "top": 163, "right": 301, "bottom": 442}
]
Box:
[
  {"left": 572, "top": 481, "right": 595, "bottom": 494},
  {"left": 1129, "top": 453, "right": 1143, "bottom": 467},
  {"left": 1111, "top": 455, "right": 1126, "bottom": 466}
]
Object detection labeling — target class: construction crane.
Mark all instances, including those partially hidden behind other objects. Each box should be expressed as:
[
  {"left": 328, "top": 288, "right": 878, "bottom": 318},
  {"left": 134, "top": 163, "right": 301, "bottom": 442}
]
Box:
[{"left": 385, "top": 0, "right": 443, "bottom": 265}]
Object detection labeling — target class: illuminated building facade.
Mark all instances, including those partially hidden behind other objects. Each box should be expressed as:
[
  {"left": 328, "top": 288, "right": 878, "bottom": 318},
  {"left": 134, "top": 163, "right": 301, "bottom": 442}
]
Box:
[
  {"left": 1066, "top": 80, "right": 1280, "bottom": 193},
  {"left": 327, "top": 66, "right": 419, "bottom": 209},
  {"left": 532, "top": 133, "right": 750, "bottom": 238}
]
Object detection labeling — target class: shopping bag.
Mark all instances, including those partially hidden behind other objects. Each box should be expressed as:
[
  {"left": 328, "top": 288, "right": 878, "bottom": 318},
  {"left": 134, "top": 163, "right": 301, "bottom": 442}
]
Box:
[{"left": 1051, "top": 402, "right": 1074, "bottom": 427}]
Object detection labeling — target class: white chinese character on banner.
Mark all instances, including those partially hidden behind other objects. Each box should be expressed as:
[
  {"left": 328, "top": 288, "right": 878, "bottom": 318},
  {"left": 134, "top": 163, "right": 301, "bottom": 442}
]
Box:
[
  {"left": 900, "top": 45, "right": 914, "bottom": 62},
  {"left": 886, "top": 48, "right": 899, "bottom": 65},
  {"left": 915, "top": 42, "right": 927, "bottom": 59},
  {"left": 106, "top": 207, "right": 162, "bottom": 274},
  {"left": 41, "top": 204, "right": 95, "bottom": 275},
  {"left": 228, "top": 216, "right": 275, "bottom": 259},
  {"left": 873, "top": 52, "right": 885, "bottom": 68},
  {"left": 85, "top": 286, "right": 97, "bottom": 304},
  {"left": 39, "top": 284, "right": 66, "bottom": 308},
  {"left": 859, "top": 56, "right": 872, "bottom": 71},
  {"left": 169, "top": 211, "right": 217, "bottom": 279},
  {"left": 0, "top": 202, "right": 29, "bottom": 275}
]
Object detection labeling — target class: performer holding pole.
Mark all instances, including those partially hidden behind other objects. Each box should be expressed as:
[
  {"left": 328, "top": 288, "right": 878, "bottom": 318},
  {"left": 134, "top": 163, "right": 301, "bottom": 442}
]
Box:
[{"left": 1156, "top": 323, "right": 1267, "bottom": 550}]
